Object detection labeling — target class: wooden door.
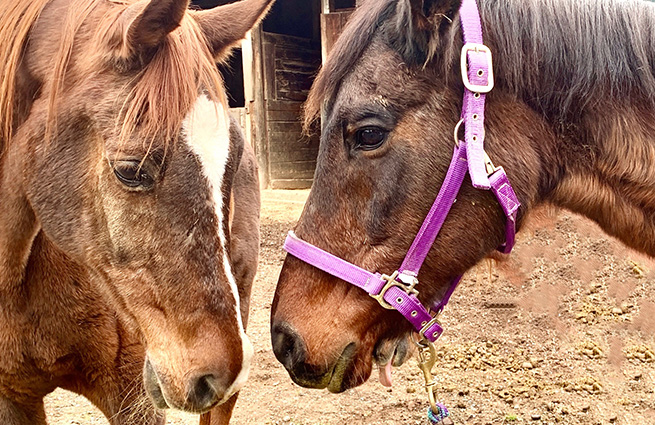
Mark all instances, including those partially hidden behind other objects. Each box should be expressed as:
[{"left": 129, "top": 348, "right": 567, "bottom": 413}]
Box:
[{"left": 261, "top": 32, "right": 321, "bottom": 189}]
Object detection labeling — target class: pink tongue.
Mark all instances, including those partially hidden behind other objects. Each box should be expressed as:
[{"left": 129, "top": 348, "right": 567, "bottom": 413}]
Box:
[{"left": 379, "top": 361, "right": 393, "bottom": 387}]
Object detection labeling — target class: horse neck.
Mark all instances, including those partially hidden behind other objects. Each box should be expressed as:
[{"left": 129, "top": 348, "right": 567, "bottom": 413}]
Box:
[{"left": 480, "top": 0, "right": 655, "bottom": 256}]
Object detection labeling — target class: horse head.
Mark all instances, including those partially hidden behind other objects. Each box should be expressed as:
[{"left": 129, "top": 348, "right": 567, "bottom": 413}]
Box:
[
  {"left": 271, "top": 0, "right": 548, "bottom": 393},
  {"left": 1, "top": 0, "right": 272, "bottom": 413}
]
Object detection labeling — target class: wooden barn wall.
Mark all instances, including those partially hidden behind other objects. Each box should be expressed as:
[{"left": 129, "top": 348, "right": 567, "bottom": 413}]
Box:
[
  {"left": 262, "top": 32, "right": 321, "bottom": 189},
  {"left": 320, "top": 10, "right": 353, "bottom": 61}
]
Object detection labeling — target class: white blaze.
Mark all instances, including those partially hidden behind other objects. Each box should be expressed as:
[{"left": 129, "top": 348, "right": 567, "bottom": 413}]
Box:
[{"left": 182, "top": 95, "right": 253, "bottom": 399}]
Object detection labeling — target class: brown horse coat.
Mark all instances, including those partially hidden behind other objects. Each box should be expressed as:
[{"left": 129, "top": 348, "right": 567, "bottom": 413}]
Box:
[
  {"left": 1, "top": 0, "right": 271, "bottom": 419},
  {"left": 272, "top": 0, "right": 655, "bottom": 396},
  {"left": 0, "top": 117, "right": 260, "bottom": 424}
]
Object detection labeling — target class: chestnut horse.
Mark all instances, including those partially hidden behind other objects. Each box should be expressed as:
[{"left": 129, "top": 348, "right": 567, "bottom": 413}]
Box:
[
  {"left": 0, "top": 0, "right": 269, "bottom": 421},
  {"left": 0, "top": 116, "right": 259, "bottom": 425},
  {"left": 272, "top": 0, "right": 655, "bottom": 394}
]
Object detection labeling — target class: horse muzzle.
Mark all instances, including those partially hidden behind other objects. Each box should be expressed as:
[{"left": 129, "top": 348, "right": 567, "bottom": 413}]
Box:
[
  {"left": 271, "top": 321, "right": 361, "bottom": 393},
  {"left": 143, "top": 357, "right": 229, "bottom": 413}
]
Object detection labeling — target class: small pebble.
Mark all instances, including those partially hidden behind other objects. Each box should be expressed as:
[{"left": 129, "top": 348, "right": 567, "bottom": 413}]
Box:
[
  {"left": 531, "top": 413, "right": 541, "bottom": 420},
  {"left": 609, "top": 415, "right": 618, "bottom": 423},
  {"left": 282, "top": 416, "right": 291, "bottom": 422},
  {"left": 522, "top": 361, "right": 534, "bottom": 369},
  {"left": 612, "top": 307, "right": 623, "bottom": 315}
]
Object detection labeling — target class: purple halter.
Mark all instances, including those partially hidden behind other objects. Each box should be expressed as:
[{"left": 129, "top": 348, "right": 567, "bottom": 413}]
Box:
[{"left": 284, "top": 0, "right": 520, "bottom": 345}]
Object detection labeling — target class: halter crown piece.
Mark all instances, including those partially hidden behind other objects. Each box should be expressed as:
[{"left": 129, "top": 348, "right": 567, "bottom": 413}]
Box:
[{"left": 283, "top": 0, "right": 520, "bottom": 422}]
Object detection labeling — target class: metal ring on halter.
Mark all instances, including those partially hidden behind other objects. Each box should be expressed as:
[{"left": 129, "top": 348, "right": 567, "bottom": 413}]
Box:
[{"left": 453, "top": 118, "right": 464, "bottom": 147}]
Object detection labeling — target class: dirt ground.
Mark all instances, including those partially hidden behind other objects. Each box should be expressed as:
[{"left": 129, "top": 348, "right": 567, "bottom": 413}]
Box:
[{"left": 45, "top": 189, "right": 655, "bottom": 425}]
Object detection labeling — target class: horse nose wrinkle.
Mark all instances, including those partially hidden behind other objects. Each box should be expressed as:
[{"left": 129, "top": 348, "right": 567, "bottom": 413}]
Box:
[{"left": 271, "top": 321, "right": 307, "bottom": 371}]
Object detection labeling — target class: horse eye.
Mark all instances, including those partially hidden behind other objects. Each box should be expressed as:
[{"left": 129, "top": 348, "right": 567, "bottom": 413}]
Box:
[
  {"left": 355, "top": 127, "right": 388, "bottom": 151},
  {"left": 113, "top": 160, "right": 154, "bottom": 189}
]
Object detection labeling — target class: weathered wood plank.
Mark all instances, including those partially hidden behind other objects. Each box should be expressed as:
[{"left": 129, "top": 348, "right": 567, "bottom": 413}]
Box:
[
  {"left": 262, "top": 32, "right": 314, "bottom": 49},
  {"left": 274, "top": 48, "right": 321, "bottom": 65},
  {"left": 267, "top": 108, "right": 302, "bottom": 122},
  {"left": 267, "top": 100, "right": 303, "bottom": 112},
  {"left": 274, "top": 59, "right": 320, "bottom": 74},
  {"left": 267, "top": 121, "right": 303, "bottom": 133},
  {"left": 270, "top": 161, "right": 317, "bottom": 180},
  {"left": 250, "top": 26, "right": 269, "bottom": 189},
  {"left": 321, "top": 11, "right": 354, "bottom": 61},
  {"left": 270, "top": 148, "right": 319, "bottom": 163},
  {"left": 270, "top": 179, "right": 314, "bottom": 190},
  {"left": 262, "top": 41, "right": 276, "bottom": 101}
]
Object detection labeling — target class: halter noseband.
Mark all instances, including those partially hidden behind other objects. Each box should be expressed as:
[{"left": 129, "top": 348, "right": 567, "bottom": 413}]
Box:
[{"left": 283, "top": 0, "right": 520, "bottom": 420}]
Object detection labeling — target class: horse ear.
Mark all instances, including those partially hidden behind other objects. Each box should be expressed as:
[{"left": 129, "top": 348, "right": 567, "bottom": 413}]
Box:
[
  {"left": 193, "top": 0, "right": 275, "bottom": 62},
  {"left": 116, "top": 0, "right": 189, "bottom": 59},
  {"left": 393, "top": 0, "right": 461, "bottom": 65}
]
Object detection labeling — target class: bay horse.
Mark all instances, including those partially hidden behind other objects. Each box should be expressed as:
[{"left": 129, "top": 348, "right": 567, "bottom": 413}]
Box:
[
  {"left": 0, "top": 0, "right": 269, "bottom": 421},
  {"left": 272, "top": 0, "right": 655, "bottom": 397}
]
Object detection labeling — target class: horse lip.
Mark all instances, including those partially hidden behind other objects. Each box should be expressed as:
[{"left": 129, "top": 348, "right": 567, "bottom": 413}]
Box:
[
  {"left": 287, "top": 342, "right": 357, "bottom": 392},
  {"left": 143, "top": 358, "right": 170, "bottom": 410},
  {"left": 373, "top": 336, "right": 413, "bottom": 368},
  {"left": 326, "top": 342, "right": 357, "bottom": 393}
]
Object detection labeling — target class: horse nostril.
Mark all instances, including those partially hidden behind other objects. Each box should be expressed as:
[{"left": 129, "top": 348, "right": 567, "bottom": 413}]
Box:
[
  {"left": 187, "top": 374, "right": 222, "bottom": 412},
  {"left": 271, "top": 322, "right": 307, "bottom": 371}
]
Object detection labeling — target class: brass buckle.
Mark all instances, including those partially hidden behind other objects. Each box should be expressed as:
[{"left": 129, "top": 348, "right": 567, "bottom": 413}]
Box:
[
  {"left": 460, "top": 43, "right": 494, "bottom": 94},
  {"left": 419, "top": 314, "right": 442, "bottom": 341},
  {"left": 370, "top": 271, "right": 419, "bottom": 310}
]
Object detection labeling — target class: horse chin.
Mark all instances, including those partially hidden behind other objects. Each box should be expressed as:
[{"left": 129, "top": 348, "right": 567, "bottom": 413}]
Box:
[
  {"left": 287, "top": 342, "right": 365, "bottom": 393},
  {"left": 326, "top": 336, "right": 414, "bottom": 392},
  {"left": 326, "top": 342, "right": 360, "bottom": 393},
  {"left": 320, "top": 337, "right": 414, "bottom": 393},
  {"left": 373, "top": 335, "right": 414, "bottom": 368}
]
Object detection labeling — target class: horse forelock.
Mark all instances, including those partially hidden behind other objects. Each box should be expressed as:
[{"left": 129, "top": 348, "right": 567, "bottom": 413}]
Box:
[
  {"left": 0, "top": 0, "right": 228, "bottom": 159},
  {"left": 99, "top": 7, "right": 228, "bottom": 152}
]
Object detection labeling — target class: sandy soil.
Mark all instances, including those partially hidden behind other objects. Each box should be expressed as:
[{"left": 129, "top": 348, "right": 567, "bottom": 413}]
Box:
[{"left": 45, "top": 189, "right": 655, "bottom": 425}]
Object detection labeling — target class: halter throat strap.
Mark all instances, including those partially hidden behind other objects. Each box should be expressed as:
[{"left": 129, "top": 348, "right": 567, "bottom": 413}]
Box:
[{"left": 283, "top": 0, "right": 519, "bottom": 343}]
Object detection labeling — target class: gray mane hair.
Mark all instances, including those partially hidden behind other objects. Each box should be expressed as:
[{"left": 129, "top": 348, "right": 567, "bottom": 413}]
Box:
[
  {"left": 482, "top": 0, "right": 655, "bottom": 123},
  {"left": 305, "top": 0, "right": 655, "bottom": 130}
]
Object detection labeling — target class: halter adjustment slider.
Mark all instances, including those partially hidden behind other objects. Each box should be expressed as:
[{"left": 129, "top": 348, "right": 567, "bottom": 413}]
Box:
[{"left": 483, "top": 151, "right": 499, "bottom": 175}]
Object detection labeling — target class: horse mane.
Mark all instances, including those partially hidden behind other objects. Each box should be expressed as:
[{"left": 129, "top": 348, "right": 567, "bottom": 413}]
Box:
[
  {"left": 305, "top": 0, "right": 655, "bottom": 131},
  {"left": 0, "top": 1, "right": 48, "bottom": 150},
  {"left": 479, "top": 0, "right": 655, "bottom": 123},
  {"left": 0, "top": 0, "right": 226, "bottom": 155}
]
